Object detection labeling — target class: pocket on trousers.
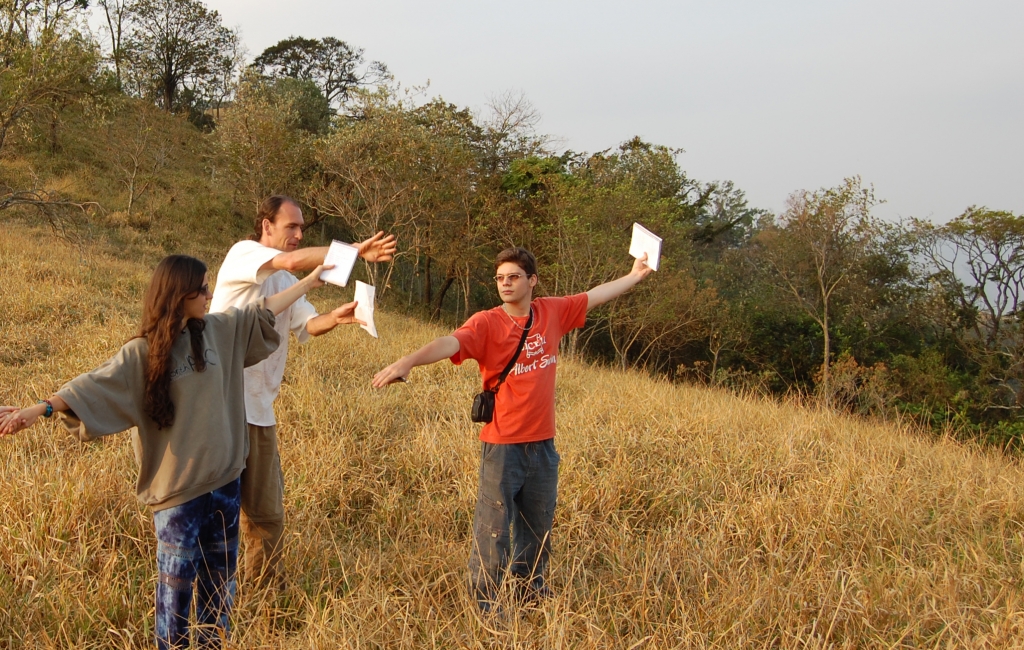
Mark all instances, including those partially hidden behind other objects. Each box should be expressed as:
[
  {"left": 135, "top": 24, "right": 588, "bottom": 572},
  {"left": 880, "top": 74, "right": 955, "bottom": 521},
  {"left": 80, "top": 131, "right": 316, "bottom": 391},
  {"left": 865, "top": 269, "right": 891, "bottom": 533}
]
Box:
[
  {"left": 481, "top": 442, "right": 502, "bottom": 463},
  {"left": 480, "top": 494, "right": 506, "bottom": 514},
  {"left": 547, "top": 439, "right": 561, "bottom": 465}
]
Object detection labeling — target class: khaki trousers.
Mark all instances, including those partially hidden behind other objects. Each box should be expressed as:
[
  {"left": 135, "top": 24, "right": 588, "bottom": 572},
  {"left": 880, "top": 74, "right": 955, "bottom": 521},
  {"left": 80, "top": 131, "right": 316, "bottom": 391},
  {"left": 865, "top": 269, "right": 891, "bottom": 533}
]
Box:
[{"left": 240, "top": 423, "right": 285, "bottom": 586}]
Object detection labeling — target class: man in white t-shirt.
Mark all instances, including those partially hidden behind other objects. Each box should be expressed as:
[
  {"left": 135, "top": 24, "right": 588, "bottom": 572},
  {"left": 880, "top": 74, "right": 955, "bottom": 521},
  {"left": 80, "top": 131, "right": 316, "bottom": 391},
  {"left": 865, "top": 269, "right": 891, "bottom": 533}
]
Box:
[{"left": 210, "top": 194, "right": 397, "bottom": 585}]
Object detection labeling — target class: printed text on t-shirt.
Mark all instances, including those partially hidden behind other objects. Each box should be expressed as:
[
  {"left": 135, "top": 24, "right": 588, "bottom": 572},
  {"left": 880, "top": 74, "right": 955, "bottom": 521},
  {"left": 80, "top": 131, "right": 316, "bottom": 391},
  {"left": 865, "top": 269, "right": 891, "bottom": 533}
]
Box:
[
  {"left": 170, "top": 348, "right": 219, "bottom": 381},
  {"left": 514, "top": 333, "right": 556, "bottom": 376},
  {"left": 524, "top": 333, "right": 546, "bottom": 358}
]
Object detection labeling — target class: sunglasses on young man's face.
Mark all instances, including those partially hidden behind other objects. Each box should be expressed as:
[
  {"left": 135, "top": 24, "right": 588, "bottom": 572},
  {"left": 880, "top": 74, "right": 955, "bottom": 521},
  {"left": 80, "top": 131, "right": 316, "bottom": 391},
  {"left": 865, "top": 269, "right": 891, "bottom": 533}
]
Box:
[{"left": 494, "top": 273, "right": 524, "bottom": 283}]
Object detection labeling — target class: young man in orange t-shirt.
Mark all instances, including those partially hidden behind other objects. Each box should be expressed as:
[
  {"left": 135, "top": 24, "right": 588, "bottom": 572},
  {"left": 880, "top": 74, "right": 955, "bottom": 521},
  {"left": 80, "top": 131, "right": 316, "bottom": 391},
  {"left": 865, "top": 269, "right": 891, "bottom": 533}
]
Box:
[{"left": 373, "top": 247, "right": 652, "bottom": 611}]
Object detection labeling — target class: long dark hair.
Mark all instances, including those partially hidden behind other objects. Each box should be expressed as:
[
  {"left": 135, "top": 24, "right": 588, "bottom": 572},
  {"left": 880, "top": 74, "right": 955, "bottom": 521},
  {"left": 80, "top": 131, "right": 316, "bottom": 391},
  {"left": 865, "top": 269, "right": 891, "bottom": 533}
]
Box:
[{"left": 138, "top": 255, "right": 208, "bottom": 429}]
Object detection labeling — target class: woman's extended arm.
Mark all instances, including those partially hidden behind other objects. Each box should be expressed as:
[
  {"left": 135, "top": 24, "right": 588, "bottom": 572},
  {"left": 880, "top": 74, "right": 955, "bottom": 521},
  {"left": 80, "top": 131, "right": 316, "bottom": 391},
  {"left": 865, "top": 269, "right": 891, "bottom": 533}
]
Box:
[
  {"left": 0, "top": 394, "right": 70, "bottom": 436},
  {"left": 263, "top": 264, "right": 332, "bottom": 316}
]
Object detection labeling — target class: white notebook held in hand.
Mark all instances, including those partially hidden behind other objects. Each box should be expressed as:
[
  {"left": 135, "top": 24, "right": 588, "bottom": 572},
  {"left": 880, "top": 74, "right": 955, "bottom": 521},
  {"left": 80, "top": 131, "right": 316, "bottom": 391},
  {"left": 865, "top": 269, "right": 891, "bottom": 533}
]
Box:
[
  {"left": 319, "top": 240, "right": 360, "bottom": 287},
  {"left": 628, "top": 222, "right": 662, "bottom": 272}
]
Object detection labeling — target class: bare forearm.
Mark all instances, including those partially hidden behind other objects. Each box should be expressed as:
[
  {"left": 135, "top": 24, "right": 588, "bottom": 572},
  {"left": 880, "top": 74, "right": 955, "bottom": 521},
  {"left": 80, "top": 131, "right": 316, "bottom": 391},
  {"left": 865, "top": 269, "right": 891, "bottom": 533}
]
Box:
[
  {"left": 264, "top": 275, "right": 316, "bottom": 315},
  {"left": 0, "top": 394, "right": 69, "bottom": 435},
  {"left": 266, "top": 246, "right": 329, "bottom": 273},
  {"left": 586, "top": 272, "right": 644, "bottom": 310},
  {"left": 26, "top": 395, "right": 68, "bottom": 418},
  {"left": 405, "top": 336, "right": 461, "bottom": 367},
  {"left": 306, "top": 312, "right": 337, "bottom": 337},
  {"left": 372, "top": 336, "right": 461, "bottom": 387}
]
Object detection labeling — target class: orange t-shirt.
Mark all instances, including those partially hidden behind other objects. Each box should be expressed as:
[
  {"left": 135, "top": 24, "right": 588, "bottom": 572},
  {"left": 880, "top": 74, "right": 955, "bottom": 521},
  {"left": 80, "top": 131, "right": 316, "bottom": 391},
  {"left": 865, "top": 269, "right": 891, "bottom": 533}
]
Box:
[{"left": 450, "top": 294, "right": 588, "bottom": 444}]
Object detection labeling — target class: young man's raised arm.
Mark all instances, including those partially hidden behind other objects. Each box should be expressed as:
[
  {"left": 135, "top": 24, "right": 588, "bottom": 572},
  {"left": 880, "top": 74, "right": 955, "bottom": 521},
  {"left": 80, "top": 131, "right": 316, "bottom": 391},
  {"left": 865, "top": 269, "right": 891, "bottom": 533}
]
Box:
[
  {"left": 372, "top": 336, "right": 461, "bottom": 388},
  {"left": 585, "top": 254, "right": 653, "bottom": 311},
  {"left": 259, "top": 232, "right": 399, "bottom": 274}
]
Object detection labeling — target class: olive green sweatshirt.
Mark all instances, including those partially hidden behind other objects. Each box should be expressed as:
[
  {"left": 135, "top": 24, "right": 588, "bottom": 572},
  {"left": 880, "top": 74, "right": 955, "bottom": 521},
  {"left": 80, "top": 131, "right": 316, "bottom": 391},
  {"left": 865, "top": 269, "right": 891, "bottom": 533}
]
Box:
[{"left": 56, "top": 301, "right": 279, "bottom": 511}]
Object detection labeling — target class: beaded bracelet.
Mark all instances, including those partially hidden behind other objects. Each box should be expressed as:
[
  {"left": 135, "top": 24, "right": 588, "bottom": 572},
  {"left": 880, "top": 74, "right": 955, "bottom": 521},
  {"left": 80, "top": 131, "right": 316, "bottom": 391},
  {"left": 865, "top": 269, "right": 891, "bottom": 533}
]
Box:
[{"left": 36, "top": 399, "right": 54, "bottom": 418}]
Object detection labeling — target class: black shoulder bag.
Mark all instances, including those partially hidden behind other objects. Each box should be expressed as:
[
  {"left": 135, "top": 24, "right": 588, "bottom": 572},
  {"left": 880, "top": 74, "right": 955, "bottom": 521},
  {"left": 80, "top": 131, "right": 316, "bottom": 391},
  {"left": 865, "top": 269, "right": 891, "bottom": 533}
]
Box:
[{"left": 471, "top": 309, "right": 534, "bottom": 423}]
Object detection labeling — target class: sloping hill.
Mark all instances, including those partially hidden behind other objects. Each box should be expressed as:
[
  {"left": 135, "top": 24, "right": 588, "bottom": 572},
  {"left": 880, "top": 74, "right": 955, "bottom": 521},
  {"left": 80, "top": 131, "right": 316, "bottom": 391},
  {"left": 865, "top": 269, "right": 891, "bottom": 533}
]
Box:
[{"left": 2, "top": 228, "right": 1023, "bottom": 648}]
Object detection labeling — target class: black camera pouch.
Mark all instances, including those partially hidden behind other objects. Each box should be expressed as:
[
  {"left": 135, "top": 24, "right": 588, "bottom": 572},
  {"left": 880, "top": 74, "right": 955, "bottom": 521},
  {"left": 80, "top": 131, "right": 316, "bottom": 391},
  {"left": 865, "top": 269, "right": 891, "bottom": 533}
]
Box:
[
  {"left": 470, "top": 309, "right": 533, "bottom": 424},
  {"left": 471, "top": 390, "right": 496, "bottom": 423}
]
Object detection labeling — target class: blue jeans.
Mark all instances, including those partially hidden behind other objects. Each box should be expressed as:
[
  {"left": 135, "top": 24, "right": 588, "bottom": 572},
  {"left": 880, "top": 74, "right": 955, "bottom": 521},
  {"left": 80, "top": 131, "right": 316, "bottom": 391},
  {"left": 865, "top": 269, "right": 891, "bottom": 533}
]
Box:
[
  {"left": 468, "top": 439, "right": 560, "bottom": 611},
  {"left": 153, "top": 478, "right": 241, "bottom": 649}
]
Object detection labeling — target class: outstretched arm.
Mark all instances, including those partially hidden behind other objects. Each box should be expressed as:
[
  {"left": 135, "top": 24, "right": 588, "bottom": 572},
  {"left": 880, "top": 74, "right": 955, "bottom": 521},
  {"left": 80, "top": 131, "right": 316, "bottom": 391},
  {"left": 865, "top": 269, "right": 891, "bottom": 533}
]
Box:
[
  {"left": 0, "top": 395, "right": 70, "bottom": 436},
  {"left": 259, "top": 231, "right": 398, "bottom": 273},
  {"left": 372, "top": 336, "right": 461, "bottom": 388},
  {"left": 306, "top": 301, "right": 365, "bottom": 336},
  {"left": 585, "top": 254, "right": 653, "bottom": 311},
  {"left": 264, "top": 265, "right": 329, "bottom": 316},
  {"left": 260, "top": 246, "right": 329, "bottom": 274}
]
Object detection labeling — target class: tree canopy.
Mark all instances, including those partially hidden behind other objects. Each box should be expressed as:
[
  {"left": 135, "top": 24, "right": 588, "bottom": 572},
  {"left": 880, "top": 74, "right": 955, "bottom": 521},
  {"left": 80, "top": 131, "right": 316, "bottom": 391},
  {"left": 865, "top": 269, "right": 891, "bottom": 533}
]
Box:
[{"left": 252, "top": 36, "right": 389, "bottom": 109}]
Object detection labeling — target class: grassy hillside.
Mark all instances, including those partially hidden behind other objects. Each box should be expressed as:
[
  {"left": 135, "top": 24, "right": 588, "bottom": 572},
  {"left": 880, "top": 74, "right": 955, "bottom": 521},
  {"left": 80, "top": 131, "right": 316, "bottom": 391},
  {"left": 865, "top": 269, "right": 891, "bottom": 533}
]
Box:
[{"left": 2, "top": 227, "right": 1024, "bottom": 648}]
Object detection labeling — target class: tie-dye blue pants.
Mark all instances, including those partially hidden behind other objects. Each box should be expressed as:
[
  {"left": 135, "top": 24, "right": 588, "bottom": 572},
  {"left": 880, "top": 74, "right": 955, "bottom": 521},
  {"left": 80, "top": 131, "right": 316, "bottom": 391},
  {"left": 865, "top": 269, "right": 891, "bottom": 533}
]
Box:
[{"left": 153, "top": 478, "right": 240, "bottom": 649}]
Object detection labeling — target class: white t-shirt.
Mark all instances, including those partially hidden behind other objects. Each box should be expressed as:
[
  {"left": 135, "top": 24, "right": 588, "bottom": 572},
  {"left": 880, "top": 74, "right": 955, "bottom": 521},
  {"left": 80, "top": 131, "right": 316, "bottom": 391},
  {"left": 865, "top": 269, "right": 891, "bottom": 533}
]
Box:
[{"left": 210, "top": 240, "right": 319, "bottom": 426}]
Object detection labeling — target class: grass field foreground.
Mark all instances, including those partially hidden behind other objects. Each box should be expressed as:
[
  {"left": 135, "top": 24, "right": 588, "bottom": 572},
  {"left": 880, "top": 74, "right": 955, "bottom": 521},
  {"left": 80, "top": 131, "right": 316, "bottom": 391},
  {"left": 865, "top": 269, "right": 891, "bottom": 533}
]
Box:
[{"left": 2, "top": 229, "right": 1024, "bottom": 648}]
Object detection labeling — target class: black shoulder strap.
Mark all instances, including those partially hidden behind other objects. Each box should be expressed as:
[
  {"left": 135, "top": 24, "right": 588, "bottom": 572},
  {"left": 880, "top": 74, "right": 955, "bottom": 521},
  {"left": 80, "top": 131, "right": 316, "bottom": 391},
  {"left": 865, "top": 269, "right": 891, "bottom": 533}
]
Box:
[{"left": 491, "top": 308, "right": 533, "bottom": 393}]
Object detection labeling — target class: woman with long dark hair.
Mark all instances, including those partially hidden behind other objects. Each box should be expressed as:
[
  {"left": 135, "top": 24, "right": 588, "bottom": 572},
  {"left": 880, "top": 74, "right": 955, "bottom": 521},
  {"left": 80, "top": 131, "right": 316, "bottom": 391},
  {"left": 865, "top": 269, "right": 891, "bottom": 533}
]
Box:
[{"left": 0, "top": 254, "right": 357, "bottom": 649}]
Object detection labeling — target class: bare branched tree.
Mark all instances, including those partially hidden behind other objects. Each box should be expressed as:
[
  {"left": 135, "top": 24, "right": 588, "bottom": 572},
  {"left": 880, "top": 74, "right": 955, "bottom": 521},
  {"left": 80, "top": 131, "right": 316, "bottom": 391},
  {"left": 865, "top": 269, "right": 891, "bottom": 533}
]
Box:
[
  {"left": 915, "top": 207, "right": 1024, "bottom": 411},
  {"left": 106, "top": 105, "right": 172, "bottom": 216},
  {"left": 0, "top": 184, "right": 99, "bottom": 240}
]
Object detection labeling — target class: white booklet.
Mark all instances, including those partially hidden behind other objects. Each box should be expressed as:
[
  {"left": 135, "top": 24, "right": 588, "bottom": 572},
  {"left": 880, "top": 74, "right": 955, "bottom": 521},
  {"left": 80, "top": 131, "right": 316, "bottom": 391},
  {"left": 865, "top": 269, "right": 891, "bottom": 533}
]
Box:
[
  {"left": 629, "top": 222, "right": 662, "bottom": 271},
  {"left": 319, "top": 240, "right": 359, "bottom": 287},
  {"left": 354, "top": 280, "right": 378, "bottom": 338}
]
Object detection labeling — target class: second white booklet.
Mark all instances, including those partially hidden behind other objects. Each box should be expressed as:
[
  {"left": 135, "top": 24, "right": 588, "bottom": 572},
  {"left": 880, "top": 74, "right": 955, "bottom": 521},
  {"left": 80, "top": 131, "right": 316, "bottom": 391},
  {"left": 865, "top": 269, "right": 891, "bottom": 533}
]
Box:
[
  {"left": 320, "top": 240, "right": 359, "bottom": 287},
  {"left": 628, "top": 222, "right": 662, "bottom": 272},
  {"left": 354, "top": 280, "right": 378, "bottom": 338}
]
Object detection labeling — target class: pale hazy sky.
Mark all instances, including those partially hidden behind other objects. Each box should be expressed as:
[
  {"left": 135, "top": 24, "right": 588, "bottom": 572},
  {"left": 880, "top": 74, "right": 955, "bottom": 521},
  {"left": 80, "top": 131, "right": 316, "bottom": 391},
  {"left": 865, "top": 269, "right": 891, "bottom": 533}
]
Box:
[{"left": 139, "top": 1, "right": 1024, "bottom": 222}]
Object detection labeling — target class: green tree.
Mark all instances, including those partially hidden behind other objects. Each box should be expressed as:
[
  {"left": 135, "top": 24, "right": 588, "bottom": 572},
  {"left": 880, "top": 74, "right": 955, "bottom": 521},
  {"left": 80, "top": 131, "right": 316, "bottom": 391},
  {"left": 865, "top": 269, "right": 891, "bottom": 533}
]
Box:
[
  {"left": 755, "top": 177, "right": 882, "bottom": 396},
  {"left": 123, "top": 0, "right": 239, "bottom": 114},
  {"left": 0, "top": 0, "right": 100, "bottom": 153},
  {"left": 252, "top": 36, "right": 389, "bottom": 110},
  {"left": 312, "top": 91, "right": 479, "bottom": 306},
  {"left": 97, "top": 0, "right": 130, "bottom": 89},
  {"left": 915, "top": 207, "right": 1024, "bottom": 414},
  {"left": 213, "top": 75, "right": 318, "bottom": 212}
]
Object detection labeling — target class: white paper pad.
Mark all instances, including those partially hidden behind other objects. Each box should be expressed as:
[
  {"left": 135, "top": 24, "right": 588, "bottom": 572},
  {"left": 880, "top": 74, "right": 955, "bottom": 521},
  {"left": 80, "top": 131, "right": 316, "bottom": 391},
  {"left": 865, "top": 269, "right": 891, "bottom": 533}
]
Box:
[
  {"left": 628, "top": 222, "right": 662, "bottom": 271},
  {"left": 354, "top": 280, "right": 378, "bottom": 338},
  {"left": 320, "top": 240, "right": 359, "bottom": 287}
]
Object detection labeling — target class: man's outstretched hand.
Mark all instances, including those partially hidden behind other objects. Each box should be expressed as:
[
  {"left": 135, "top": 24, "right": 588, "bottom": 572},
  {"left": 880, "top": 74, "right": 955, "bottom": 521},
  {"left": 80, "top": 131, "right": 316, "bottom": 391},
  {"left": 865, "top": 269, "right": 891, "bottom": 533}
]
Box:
[
  {"left": 306, "top": 300, "right": 366, "bottom": 336},
  {"left": 326, "top": 301, "right": 365, "bottom": 327},
  {"left": 358, "top": 232, "right": 398, "bottom": 263}
]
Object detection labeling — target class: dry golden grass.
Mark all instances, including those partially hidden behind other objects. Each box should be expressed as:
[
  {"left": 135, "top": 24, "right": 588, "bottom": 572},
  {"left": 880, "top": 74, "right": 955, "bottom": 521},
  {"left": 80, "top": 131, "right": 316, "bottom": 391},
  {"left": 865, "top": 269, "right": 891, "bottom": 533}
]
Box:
[{"left": 3, "top": 227, "right": 1024, "bottom": 648}]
